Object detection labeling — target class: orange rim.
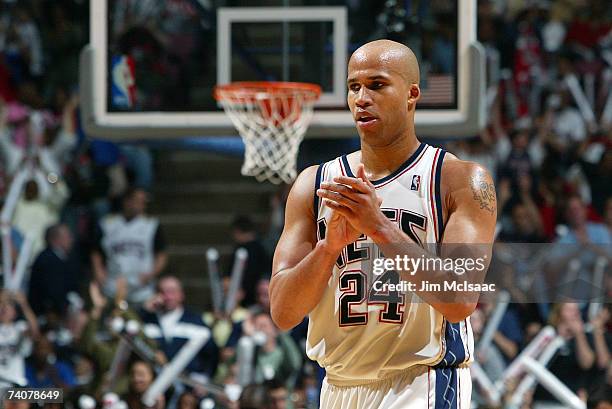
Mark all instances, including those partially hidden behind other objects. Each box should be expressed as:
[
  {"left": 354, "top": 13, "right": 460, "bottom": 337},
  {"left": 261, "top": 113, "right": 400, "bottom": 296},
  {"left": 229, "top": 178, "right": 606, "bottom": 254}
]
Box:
[{"left": 214, "top": 81, "right": 321, "bottom": 102}]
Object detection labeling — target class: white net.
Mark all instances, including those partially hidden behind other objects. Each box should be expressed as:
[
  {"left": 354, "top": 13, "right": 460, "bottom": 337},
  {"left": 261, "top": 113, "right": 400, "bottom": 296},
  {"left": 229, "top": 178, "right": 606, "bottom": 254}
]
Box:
[{"left": 215, "top": 82, "right": 320, "bottom": 184}]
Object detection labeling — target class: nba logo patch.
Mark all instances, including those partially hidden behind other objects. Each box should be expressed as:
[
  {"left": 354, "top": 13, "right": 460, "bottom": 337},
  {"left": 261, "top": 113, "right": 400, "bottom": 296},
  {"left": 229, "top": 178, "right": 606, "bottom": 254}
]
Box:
[{"left": 411, "top": 175, "right": 421, "bottom": 191}]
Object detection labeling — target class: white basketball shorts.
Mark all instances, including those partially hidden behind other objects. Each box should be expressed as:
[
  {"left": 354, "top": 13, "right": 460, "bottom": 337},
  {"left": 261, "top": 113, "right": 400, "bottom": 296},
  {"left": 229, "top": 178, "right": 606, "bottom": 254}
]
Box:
[{"left": 320, "top": 366, "right": 472, "bottom": 409}]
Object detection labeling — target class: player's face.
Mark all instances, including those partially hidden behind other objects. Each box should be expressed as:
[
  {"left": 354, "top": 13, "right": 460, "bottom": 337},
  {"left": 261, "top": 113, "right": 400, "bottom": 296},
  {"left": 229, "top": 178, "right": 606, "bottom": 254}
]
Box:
[{"left": 347, "top": 56, "right": 416, "bottom": 143}]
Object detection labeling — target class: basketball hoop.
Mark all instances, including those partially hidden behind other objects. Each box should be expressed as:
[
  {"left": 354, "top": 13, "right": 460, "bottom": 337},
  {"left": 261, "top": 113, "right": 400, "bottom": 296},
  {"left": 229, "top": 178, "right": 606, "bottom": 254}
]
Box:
[{"left": 214, "top": 81, "right": 321, "bottom": 184}]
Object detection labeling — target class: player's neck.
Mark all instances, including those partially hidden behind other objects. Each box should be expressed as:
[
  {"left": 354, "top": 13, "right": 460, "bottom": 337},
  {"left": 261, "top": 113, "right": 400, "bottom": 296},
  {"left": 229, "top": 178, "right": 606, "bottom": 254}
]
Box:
[{"left": 359, "top": 134, "right": 421, "bottom": 180}]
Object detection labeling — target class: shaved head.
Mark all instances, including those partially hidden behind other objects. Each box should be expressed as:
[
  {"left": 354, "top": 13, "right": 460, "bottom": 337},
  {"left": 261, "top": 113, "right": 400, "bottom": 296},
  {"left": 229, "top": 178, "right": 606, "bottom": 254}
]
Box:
[
  {"left": 349, "top": 39, "right": 420, "bottom": 85},
  {"left": 346, "top": 39, "right": 422, "bottom": 144}
]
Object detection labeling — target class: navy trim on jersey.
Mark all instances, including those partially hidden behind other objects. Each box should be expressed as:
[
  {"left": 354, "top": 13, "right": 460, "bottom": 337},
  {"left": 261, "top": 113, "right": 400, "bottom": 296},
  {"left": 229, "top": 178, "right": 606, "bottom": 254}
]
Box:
[
  {"left": 341, "top": 155, "right": 353, "bottom": 177},
  {"left": 432, "top": 149, "right": 467, "bottom": 371},
  {"left": 314, "top": 164, "right": 323, "bottom": 221},
  {"left": 434, "top": 150, "right": 446, "bottom": 241},
  {"left": 435, "top": 367, "right": 459, "bottom": 409},
  {"left": 436, "top": 322, "right": 467, "bottom": 367},
  {"left": 340, "top": 142, "right": 426, "bottom": 185}
]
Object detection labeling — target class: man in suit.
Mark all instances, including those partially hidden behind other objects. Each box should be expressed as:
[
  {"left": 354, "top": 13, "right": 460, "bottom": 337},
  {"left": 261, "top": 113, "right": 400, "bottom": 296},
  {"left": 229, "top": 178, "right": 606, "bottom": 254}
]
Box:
[
  {"left": 28, "top": 223, "right": 81, "bottom": 317},
  {"left": 140, "top": 276, "right": 219, "bottom": 379}
]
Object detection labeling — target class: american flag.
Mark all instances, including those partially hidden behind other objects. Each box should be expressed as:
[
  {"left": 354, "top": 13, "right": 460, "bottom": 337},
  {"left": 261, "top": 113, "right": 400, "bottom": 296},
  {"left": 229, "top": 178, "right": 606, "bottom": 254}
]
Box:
[{"left": 420, "top": 74, "right": 455, "bottom": 105}]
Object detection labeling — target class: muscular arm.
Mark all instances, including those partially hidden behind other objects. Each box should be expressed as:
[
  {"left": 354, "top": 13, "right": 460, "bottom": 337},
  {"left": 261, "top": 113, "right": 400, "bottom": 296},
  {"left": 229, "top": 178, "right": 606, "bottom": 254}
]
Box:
[
  {"left": 381, "top": 159, "right": 496, "bottom": 321},
  {"left": 270, "top": 166, "right": 347, "bottom": 331},
  {"left": 437, "top": 158, "right": 497, "bottom": 318}
]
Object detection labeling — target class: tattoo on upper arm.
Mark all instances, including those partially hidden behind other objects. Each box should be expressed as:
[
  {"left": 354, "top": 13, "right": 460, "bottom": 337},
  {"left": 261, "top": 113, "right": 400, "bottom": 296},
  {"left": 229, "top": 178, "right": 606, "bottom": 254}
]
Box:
[{"left": 470, "top": 170, "right": 496, "bottom": 215}]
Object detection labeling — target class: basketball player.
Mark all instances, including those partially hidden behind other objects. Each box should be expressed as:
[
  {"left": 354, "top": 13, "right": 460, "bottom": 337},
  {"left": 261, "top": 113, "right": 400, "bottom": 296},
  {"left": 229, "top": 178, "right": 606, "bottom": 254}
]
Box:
[{"left": 270, "top": 40, "right": 497, "bottom": 408}]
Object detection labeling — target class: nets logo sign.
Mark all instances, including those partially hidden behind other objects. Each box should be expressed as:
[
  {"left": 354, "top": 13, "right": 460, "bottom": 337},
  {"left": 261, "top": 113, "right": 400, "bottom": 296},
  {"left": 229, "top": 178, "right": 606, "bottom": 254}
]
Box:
[{"left": 111, "top": 55, "right": 136, "bottom": 109}]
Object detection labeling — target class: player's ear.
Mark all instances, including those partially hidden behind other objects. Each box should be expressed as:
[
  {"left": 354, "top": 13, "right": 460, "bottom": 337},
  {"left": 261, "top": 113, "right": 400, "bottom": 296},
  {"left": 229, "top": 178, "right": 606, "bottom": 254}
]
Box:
[{"left": 407, "top": 84, "right": 420, "bottom": 110}]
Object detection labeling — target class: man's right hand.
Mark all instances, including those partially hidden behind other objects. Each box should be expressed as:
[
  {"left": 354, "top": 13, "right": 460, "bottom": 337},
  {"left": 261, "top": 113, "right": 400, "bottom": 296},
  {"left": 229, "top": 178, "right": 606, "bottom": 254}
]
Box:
[{"left": 322, "top": 207, "right": 362, "bottom": 254}]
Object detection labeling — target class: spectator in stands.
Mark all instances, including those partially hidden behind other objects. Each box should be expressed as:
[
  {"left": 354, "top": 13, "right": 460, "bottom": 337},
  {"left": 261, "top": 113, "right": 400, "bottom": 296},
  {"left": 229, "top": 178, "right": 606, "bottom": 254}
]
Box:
[
  {"left": 76, "top": 281, "right": 133, "bottom": 398},
  {"left": 123, "top": 359, "right": 164, "bottom": 409},
  {"left": 498, "top": 129, "right": 542, "bottom": 186},
  {"left": 230, "top": 215, "right": 272, "bottom": 307},
  {"left": 237, "top": 311, "right": 302, "bottom": 389},
  {"left": 141, "top": 276, "right": 219, "bottom": 379},
  {"left": 498, "top": 173, "right": 546, "bottom": 242},
  {"left": 267, "top": 379, "right": 289, "bottom": 409},
  {"left": 177, "top": 391, "right": 199, "bottom": 409},
  {"left": 91, "top": 187, "right": 167, "bottom": 304},
  {"left": 28, "top": 223, "right": 81, "bottom": 317},
  {"left": 239, "top": 383, "right": 270, "bottom": 409},
  {"left": 26, "top": 333, "right": 76, "bottom": 390},
  {"left": 0, "top": 94, "right": 77, "bottom": 178},
  {"left": 549, "top": 89, "right": 587, "bottom": 148},
  {"left": 544, "top": 195, "right": 610, "bottom": 302},
  {"left": 587, "top": 361, "right": 612, "bottom": 409},
  {"left": 12, "top": 177, "right": 69, "bottom": 257},
  {"left": 499, "top": 201, "right": 546, "bottom": 242},
  {"left": 557, "top": 195, "right": 611, "bottom": 244},
  {"left": 589, "top": 306, "right": 611, "bottom": 373},
  {"left": 0, "top": 289, "right": 39, "bottom": 388},
  {"left": 6, "top": 5, "right": 43, "bottom": 81},
  {"left": 535, "top": 302, "right": 596, "bottom": 401}
]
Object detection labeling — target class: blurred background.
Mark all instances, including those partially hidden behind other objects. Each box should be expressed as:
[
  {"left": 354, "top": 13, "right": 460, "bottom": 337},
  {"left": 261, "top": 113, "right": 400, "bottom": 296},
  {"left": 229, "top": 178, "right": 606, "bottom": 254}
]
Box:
[{"left": 0, "top": 0, "right": 610, "bottom": 408}]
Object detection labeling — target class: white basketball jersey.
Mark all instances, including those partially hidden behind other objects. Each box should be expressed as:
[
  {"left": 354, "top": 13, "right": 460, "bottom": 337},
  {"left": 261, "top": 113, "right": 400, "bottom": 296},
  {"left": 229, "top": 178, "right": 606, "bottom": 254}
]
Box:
[
  {"left": 307, "top": 143, "right": 474, "bottom": 386},
  {"left": 100, "top": 214, "right": 158, "bottom": 302}
]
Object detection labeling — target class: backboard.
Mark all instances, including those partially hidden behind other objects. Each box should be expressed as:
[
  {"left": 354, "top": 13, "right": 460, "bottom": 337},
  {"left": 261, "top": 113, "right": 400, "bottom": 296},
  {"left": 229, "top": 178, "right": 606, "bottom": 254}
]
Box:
[{"left": 80, "top": 0, "right": 485, "bottom": 139}]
